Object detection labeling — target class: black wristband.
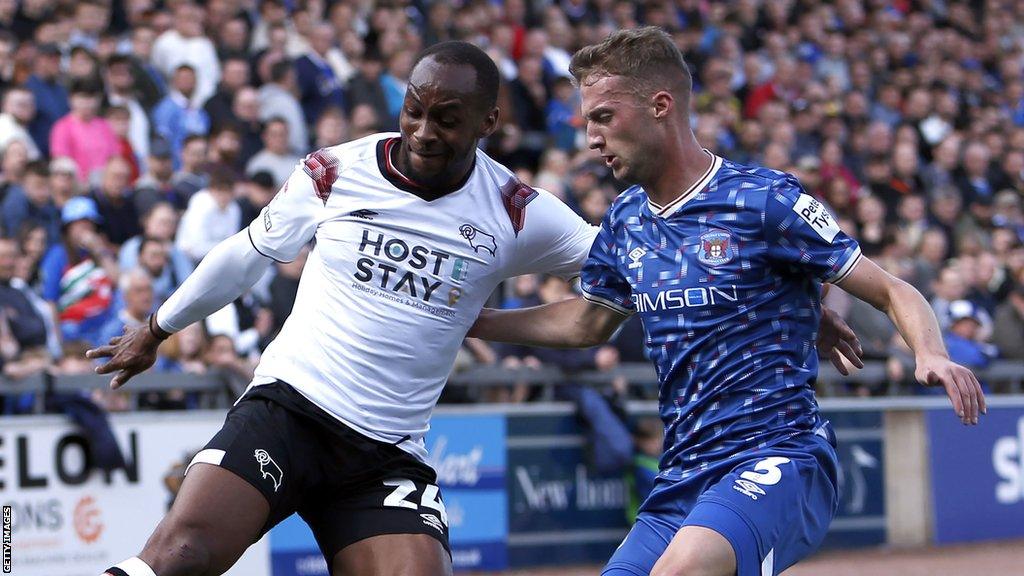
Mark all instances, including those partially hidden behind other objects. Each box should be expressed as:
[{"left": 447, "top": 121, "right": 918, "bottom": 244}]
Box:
[{"left": 148, "top": 314, "right": 171, "bottom": 341}]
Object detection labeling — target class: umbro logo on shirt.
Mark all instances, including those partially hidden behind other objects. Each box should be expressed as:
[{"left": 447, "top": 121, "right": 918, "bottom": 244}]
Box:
[{"left": 348, "top": 209, "right": 379, "bottom": 220}]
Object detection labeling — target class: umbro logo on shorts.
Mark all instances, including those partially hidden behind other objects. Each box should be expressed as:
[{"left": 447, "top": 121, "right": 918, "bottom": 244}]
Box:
[
  {"left": 254, "top": 449, "right": 283, "bottom": 492},
  {"left": 348, "top": 209, "right": 379, "bottom": 220},
  {"left": 420, "top": 513, "right": 444, "bottom": 533}
]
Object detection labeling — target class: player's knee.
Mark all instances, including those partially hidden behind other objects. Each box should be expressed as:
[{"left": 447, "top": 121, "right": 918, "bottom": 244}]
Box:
[{"left": 140, "top": 522, "right": 215, "bottom": 576}]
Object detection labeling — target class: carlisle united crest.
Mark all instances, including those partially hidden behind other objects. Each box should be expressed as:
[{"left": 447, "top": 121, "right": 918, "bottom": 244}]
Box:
[{"left": 697, "top": 231, "right": 736, "bottom": 266}]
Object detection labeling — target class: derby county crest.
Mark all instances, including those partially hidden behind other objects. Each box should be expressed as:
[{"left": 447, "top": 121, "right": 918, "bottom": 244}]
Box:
[{"left": 697, "top": 231, "right": 735, "bottom": 266}]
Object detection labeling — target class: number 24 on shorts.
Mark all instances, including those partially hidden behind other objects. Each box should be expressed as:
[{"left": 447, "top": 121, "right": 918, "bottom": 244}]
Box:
[
  {"left": 732, "top": 457, "right": 791, "bottom": 501},
  {"left": 382, "top": 478, "right": 449, "bottom": 526}
]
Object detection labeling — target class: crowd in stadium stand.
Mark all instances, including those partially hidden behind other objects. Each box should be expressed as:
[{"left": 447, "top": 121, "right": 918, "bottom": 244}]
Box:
[{"left": 1, "top": 0, "right": 1024, "bottom": 413}]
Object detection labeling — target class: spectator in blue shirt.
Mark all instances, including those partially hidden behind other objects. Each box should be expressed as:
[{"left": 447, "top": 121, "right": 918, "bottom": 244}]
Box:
[
  {"left": 295, "top": 23, "right": 346, "bottom": 126},
  {"left": 24, "top": 43, "right": 69, "bottom": 157},
  {"left": 152, "top": 64, "right": 211, "bottom": 170},
  {"left": 1, "top": 161, "right": 60, "bottom": 248}
]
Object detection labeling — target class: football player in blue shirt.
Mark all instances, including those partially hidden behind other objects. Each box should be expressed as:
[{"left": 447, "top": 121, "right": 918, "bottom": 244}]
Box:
[{"left": 470, "top": 27, "right": 985, "bottom": 576}]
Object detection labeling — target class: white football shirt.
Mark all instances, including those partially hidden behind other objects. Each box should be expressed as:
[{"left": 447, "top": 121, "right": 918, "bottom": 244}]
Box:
[{"left": 246, "top": 134, "right": 597, "bottom": 460}]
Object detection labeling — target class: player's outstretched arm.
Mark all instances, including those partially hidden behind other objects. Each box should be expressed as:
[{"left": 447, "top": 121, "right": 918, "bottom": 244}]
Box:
[
  {"left": 86, "top": 230, "right": 273, "bottom": 389},
  {"left": 835, "top": 256, "right": 985, "bottom": 425},
  {"left": 470, "top": 297, "right": 628, "bottom": 349}
]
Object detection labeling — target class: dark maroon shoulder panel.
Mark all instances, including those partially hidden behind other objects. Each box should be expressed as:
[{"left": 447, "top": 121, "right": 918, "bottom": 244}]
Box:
[
  {"left": 302, "top": 149, "right": 341, "bottom": 205},
  {"left": 500, "top": 177, "right": 539, "bottom": 237}
]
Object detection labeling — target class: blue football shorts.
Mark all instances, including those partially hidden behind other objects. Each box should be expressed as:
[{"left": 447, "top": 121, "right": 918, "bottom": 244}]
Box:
[{"left": 603, "top": 429, "right": 839, "bottom": 576}]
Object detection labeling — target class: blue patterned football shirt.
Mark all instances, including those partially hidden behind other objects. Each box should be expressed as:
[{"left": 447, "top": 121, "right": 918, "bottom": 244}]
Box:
[{"left": 581, "top": 151, "right": 862, "bottom": 480}]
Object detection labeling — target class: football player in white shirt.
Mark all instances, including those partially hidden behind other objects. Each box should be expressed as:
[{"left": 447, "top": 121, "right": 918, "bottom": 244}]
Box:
[
  {"left": 87, "top": 41, "right": 597, "bottom": 576},
  {"left": 87, "top": 41, "right": 860, "bottom": 576}
]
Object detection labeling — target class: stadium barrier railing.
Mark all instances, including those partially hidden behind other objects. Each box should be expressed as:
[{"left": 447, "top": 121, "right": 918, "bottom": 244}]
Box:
[{"left": 2, "top": 361, "right": 1022, "bottom": 412}]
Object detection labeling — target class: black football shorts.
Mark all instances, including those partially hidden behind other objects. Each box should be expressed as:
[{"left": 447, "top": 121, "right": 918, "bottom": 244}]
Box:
[{"left": 185, "top": 380, "right": 450, "bottom": 561}]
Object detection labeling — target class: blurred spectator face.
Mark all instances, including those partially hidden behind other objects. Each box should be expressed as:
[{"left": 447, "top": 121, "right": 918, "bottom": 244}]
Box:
[
  {"left": 131, "top": 27, "right": 156, "bottom": 61},
  {"left": 172, "top": 66, "right": 198, "bottom": 99},
  {"left": 823, "top": 177, "right": 852, "bottom": 214},
  {"left": 0, "top": 238, "right": 16, "bottom": 281},
  {"left": 330, "top": 2, "right": 355, "bottom": 33},
  {"left": 865, "top": 122, "right": 892, "bottom": 155},
  {"left": 263, "top": 120, "right": 290, "bottom": 155},
  {"left": 138, "top": 240, "right": 168, "bottom": 276},
  {"left": 69, "top": 49, "right": 98, "bottom": 81},
  {"left": 931, "top": 189, "right": 962, "bottom": 223},
  {"left": 919, "top": 229, "right": 948, "bottom": 264},
  {"left": 950, "top": 316, "right": 981, "bottom": 340},
  {"left": 105, "top": 60, "right": 135, "bottom": 95},
  {"left": 340, "top": 31, "right": 365, "bottom": 61},
  {"left": 267, "top": 24, "right": 288, "bottom": 53},
  {"left": 904, "top": 88, "right": 932, "bottom": 120},
  {"left": 350, "top": 104, "right": 379, "bottom": 139},
  {"left": 233, "top": 88, "right": 261, "bottom": 122},
  {"left": 934, "top": 267, "right": 966, "bottom": 301},
  {"left": 106, "top": 108, "right": 131, "bottom": 138},
  {"left": 101, "top": 158, "right": 132, "bottom": 198},
  {"left": 963, "top": 142, "right": 991, "bottom": 177},
  {"left": 22, "top": 169, "right": 49, "bottom": 206},
  {"left": 204, "top": 334, "right": 239, "bottom": 367},
  {"left": 762, "top": 142, "right": 790, "bottom": 171},
  {"left": 175, "top": 3, "right": 205, "bottom": 38},
  {"left": 3, "top": 88, "right": 35, "bottom": 124},
  {"left": 34, "top": 50, "right": 61, "bottom": 79},
  {"left": 49, "top": 162, "right": 77, "bottom": 201},
  {"left": 122, "top": 271, "right": 154, "bottom": 318},
  {"left": 76, "top": 2, "right": 109, "bottom": 36},
  {"left": 221, "top": 18, "right": 250, "bottom": 54},
  {"left": 893, "top": 143, "right": 919, "bottom": 177},
  {"left": 209, "top": 183, "right": 233, "bottom": 210},
  {"left": 310, "top": 24, "right": 335, "bottom": 57},
  {"left": 176, "top": 322, "right": 206, "bottom": 360},
  {"left": 388, "top": 50, "right": 414, "bottom": 81},
  {"left": 580, "top": 188, "right": 609, "bottom": 225},
  {"left": 865, "top": 157, "right": 892, "bottom": 186},
  {"left": 148, "top": 153, "right": 173, "bottom": 181},
  {"left": 211, "top": 128, "right": 241, "bottom": 163},
  {"left": 898, "top": 194, "right": 926, "bottom": 222},
  {"left": 358, "top": 55, "right": 382, "bottom": 80},
  {"left": 221, "top": 59, "right": 250, "bottom": 92},
  {"left": 260, "top": 0, "right": 288, "bottom": 26},
  {"left": 894, "top": 124, "right": 919, "bottom": 148},
  {"left": 856, "top": 195, "right": 886, "bottom": 225},
  {"left": 70, "top": 91, "right": 101, "bottom": 120},
  {"left": 144, "top": 204, "right": 178, "bottom": 240},
  {"left": 181, "top": 138, "right": 207, "bottom": 171},
  {"left": 1, "top": 141, "right": 29, "bottom": 180},
  {"left": 934, "top": 136, "right": 962, "bottom": 169},
  {"left": 517, "top": 56, "right": 543, "bottom": 84},
  {"left": 523, "top": 28, "right": 550, "bottom": 60},
  {"left": 18, "top": 225, "right": 46, "bottom": 271},
  {"left": 315, "top": 108, "right": 348, "bottom": 145},
  {"left": 992, "top": 228, "right": 1018, "bottom": 256},
  {"left": 65, "top": 218, "right": 100, "bottom": 251}
]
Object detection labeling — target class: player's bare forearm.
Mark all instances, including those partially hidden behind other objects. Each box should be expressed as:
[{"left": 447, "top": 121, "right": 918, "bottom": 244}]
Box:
[
  {"left": 836, "top": 256, "right": 985, "bottom": 424},
  {"left": 470, "top": 297, "right": 627, "bottom": 348},
  {"left": 837, "top": 257, "right": 945, "bottom": 359},
  {"left": 881, "top": 280, "right": 947, "bottom": 359}
]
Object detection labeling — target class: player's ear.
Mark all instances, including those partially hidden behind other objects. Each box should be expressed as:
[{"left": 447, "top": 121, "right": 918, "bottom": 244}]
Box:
[
  {"left": 478, "top": 106, "right": 500, "bottom": 139},
  {"left": 652, "top": 91, "right": 673, "bottom": 120}
]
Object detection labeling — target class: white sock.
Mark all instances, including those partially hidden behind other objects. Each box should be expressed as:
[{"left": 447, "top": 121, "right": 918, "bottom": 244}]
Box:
[{"left": 104, "top": 556, "right": 157, "bottom": 576}]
